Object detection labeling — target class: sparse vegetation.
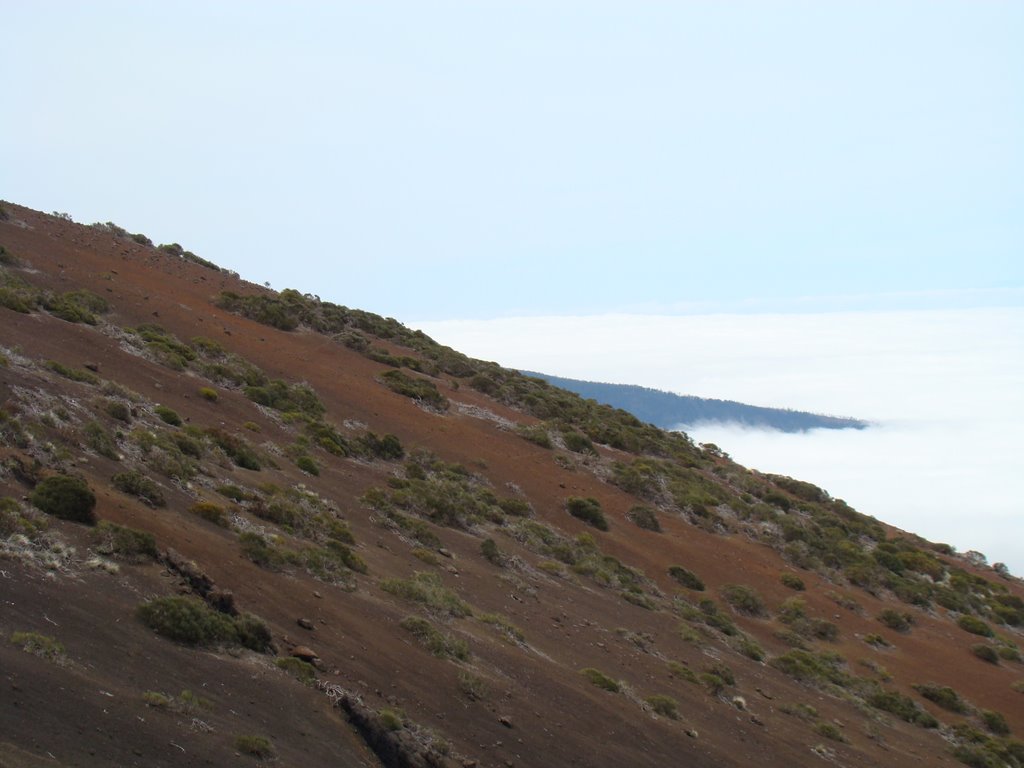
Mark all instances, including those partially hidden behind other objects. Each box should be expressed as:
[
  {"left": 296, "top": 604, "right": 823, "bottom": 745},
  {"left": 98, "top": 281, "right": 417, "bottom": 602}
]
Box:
[
  {"left": 877, "top": 609, "right": 914, "bottom": 633},
  {"left": 399, "top": 616, "right": 469, "bottom": 660},
  {"left": 30, "top": 474, "right": 97, "bottom": 524},
  {"left": 971, "top": 644, "right": 1000, "bottom": 664},
  {"left": 235, "top": 735, "right": 274, "bottom": 758},
  {"left": 780, "top": 572, "right": 805, "bottom": 591},
  {"left": 10, "top": 631, "right": 66, "bottom": 662},
  {"left": 566, "top": 496, "right": 608, "bottom": 531},
  {"left": 112, "top": 469, "right": 166, "bottom": 507},
  {"left": 646, "top": 694, "right": 679, "bottom": 719},
  {"left": 91, "top": 521, "right": 158, "bottom": 561},
  {"left": 275, "top": 657, "right": 317, "bottom": 684},
  {"left": 721, "top": 584, "right": 767, "bottom": 616},
  {"left": 188, "top": 500, "right": 228, "bottom": 526},
  {"left": 581, "top": 667, "right": 620, "bottom": 693},
  {"left": 136, "top": 596, "right": 271, "bottom": 651},
  {"left": 668, "top": 566, "right": 705, "bottom": 591},
  {"left": 626, "top": 505, "right": 661, "bottom": 532},
  {"left": 381, "top": 572, "right": 472, "bottom": 618}
]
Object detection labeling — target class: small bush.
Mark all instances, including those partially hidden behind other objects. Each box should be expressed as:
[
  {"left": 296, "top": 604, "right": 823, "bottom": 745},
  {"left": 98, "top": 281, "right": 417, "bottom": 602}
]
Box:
[
  {"left": 188, "top": 501, "right": 228, "bottom": 527},
  {"left": 235, "top": 735, "right": 274, "bottom": 758},
  {"left": 913, "top": 683, "right": 968, "bottom": 713},
  {"left": 104, "top": 399, "right": 132, "bottom": 423},
  {"left": 233, "top": 613, "right": 273, "bottom": 652},
  {"left": 400, "top": 615, "right": 469, "bottom": 660},
  {"left": 198, "top": 387, "right": 219, "bottom": 402},
  {"left": 10, "top": 631, "right": 65, "bottom": 661},
  {"left": 980, "top": 710, "right": 1010, "bottom": 736},
  {"left": 481, "top": 538, "right": 502, "bottom": 565},
  {"left": 112, "top": 470, "right": 166, "bottom": 507},
  {"left": 457, "top": 669, "right": 489, "bottom": 700},
  {"left": 378, "top": 708, "right": 404, "bottom": 731},
  {"left": 814, "top": 722, "right": 846, "bottom": 742},
  {"left": 627, "top": 505, "right": 661, "bottom": 532},
  {"left": 957, "top": 615, "right": 995, "bottom": 638},
  {"left": 45, "top": 360, "right": 99, "bottom": 384},
  {"left": 30, "top": 475, "right": 97, "bottom": 525},
  {"left": 877, "top": 609, "right": 914, "bottom": 633},
  {"left": 381, "top": 572, "right": 472, "bottom": 618},
  {"left": 296, "top": 455, "right": 320, "bottom": 476},
  {"left": 867, "top": 689, "right": 938, "bottom": 728},
  {"left": 566, "top": 497, "right": 608, "bottom": 531},
  {"left": 668, "top": 566, "right": 705, "bottom": 591},
  {"left": 137, "top": 596, "right": 237, "bottom": 646},
  {"left": 721, "top": 584, "right": 766, "bottom": 616},
  {"left": 646, "top": 694, "right": 679, "bottom": 719},
  {"left": 780, "top": 572, "right": 805, "bottom": 591},
  {"left": 379, "top": 370, "right": 448, "bottom": 410},
  {"left": 581, "top": 667, "right": 620, "bottom": 693},
  {"left": 971, "top": 644, "right": 999, "bottom": 664},
  {"left": 275, "top": 656, "right": 316, "bottom": 684},
  {"left": 92, "top": 521, "right": 158, "bottom": 561},
  {"left": 154, "top": 405, "right": 182, "bottom": 426},
  {"left": 864, "top": 633, "right": 891, "bottom": 647}
]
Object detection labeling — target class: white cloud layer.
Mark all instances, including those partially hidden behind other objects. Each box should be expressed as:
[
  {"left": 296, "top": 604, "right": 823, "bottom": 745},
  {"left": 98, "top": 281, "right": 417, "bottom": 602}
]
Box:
[{"left": 419, "top": 308, "right": 1024, "bottom": 574}]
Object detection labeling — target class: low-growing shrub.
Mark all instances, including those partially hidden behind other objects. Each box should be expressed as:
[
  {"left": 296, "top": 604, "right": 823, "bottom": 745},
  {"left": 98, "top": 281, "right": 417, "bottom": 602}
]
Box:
[
  {"left": 566, "top": 497, "right": 608, "bottom": 531},
  {"left": 30, "top": 474, "right": 97, "bottom": 524},
  {"left": 913, "top": 683, "right": 968, "bottom": 713},
  {"left": 45, "top": 360, "right": 99, "bottom": 384},
  {"left": 877, "top": 609, "right": 914, "bottom": 633},
  {"left": 275, "top": 656, "right": 316, "bottom": 684},
  {"left": 399, "top": 615, "right": 469, "bottom": 660},
  {"left": 627, "top": 505, "right": 661, "bottom": 532},
  {"left": 235, "top": 735, "right": 274, "bottom": 758},
  {"left": 381, "top": 572, "right": 472, "bottom": 618},
  {"left": 480, "top": 538, "right": 502, "bottom": 565},
  {"left": 10, "top": 631, "right": 65, "bottom": 661},
  {"left": 188, "top": 501, "right": 228, "bottom": 527},
  {"left": 198, "top": 387, "right": 219, "bottom": 402},
  {"left": 780, "top": 572, "right": 805, "bottom": 591},
  {"left": 646, "top": 694, "right": 679, "bottom": 719},
  {"left": 137, "top": 596, "right": 271, "bottom": 652},
  {"left": 83, "top": 421, "right": 119, "bottom": 459},
  {"left": 581, "top": 667, "right": 620, "bottom": 693},
  {"left": 379, "top": 370, "right": 448, "bottom": 410},
  {"left": 668, "top": 566, "right": 705, "bottom": 591},
  {"left": 957, "top": 615, "right": 995, "bottom": 638},
  {"left": 980, "top": 710, "right": 1010, "bottom": 736},
  {"left": 457, "top": 669, "right": 489, "bottom": 700},
  {"left": 154, "top": 405, "right": 182, "bottom": 426},
  {"left": 814, "top": 722, "right": 846, "bottom": 742},
  {"left": 92, "top": 521, "right": 158, "bottom": 561},
  {"left": 971, "top": 644, "right": 999, "bottom": 664},
  {"left": 112, "top": 470, "right": 166, "bottom": 507},
  {"left": 867, "top": 689, "right": 938, "bottom": 728},
  {"left": 721, "top": 584, "right": 767, "bottom": 616},
  {"left": 296, "top": 455, "right": 319, "bottom": 475},
  {"left": 104, "top": 399, "right": 132, "bottom": 423}
]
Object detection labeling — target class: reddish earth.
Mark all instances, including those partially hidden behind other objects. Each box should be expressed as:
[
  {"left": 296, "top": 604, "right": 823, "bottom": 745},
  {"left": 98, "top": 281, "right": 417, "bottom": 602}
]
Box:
[{"left": 0, "top": 203, "right": 1021, "bottom": 767}]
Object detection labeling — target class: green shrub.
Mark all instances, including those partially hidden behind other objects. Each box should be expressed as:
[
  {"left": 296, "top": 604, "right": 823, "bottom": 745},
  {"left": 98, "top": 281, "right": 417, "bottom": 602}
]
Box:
[
  {"left": 980, "top": 710, "right": 1010, "bottom": 736},
  {"left": 864, "top": 633, "right": 891, "bottom": 647},
  {"left": 188, "top": 501, "right": 228, "bottom": 527},
  {"left": 957, "top": 615, "right": 995, "bottom": 637},
  {"left": 457, "top": 669, "right": 489, "bottom": 700},
  {"left": 137, "top": 596, "right": 238, "bottom": 646},
  {"left": 399, "top": 615, "right": 469, "bottom": 660},
  {"left": 379, "top": 369, "right": 448, "bottom": 410},
  {"left": 378, "top": 708, "right": 404, "bottom": 732},
  {"left": 30, "top": 475, "right": 97, "bottom": 524},
  {"left": 154, "top": 405, "right": 182, "bottom": 426},
  {"left": 913, "top": 683, "right": 968, "bottom": 713},
  {"left": 295, "top": 455, "right": 320, "bottom": 476},
  {"left": 971, "top": 644, "right": 999, "bottom": 664},
  {"left": 381, "top": 572, "right": 472, "bottom": 618},
  {"left": 206, "top": 428, "right": 261, "bottom": 470},
  {"left": 780, "top": 572, "right": 805, "bottom": 591},
  {"left": 867, "top": 689, "right": 938, "bottom": 728},
  {"left": 580, "top": 667, "right": 620, "bottom": 693},
  {"left": 198, "top": 387, "right": 219, "bottom": 402},
  {"left": 645, "top": 694, "right": 679, "bottom": 719},
  {"left": 10, "top": 631, "right": 65, "bottom": 661},
  {"left": 234, "top": 735, "right": 274, "bottom": 758},
  {"left": 137, "top": 596, "right": 271, "bottom": 652},
  {"left": 83, "top": 421, "right": 119, "bottom": 459},
  {"left": 877, "top": 609, "right": 914, "bottom": 633},
  {"left": 44, "top": 360, "right": 98, "bottom": 384},
  {"left": 104, "top": 399, "right": 132, "bottom": 423},
  {"left": 562, "top": 430, "right": 595, "bottom": 454},
  {"left": 627, "top": 505, "right": 661, "bottom": 532},
  {"left": 668, "top": 566, "right": 705, "bottom": 591},
  {"left": 112, "top": 470, "right": 166, "bottom": 507},
  {"left": 814, "top": 722, "right": 847, "bottom": 742},
  {"left": 721, "top": 584, "right": 766, "bottom": 616},
  {"left": 566, "top": 497, "right": 608, "bottom": 531},
  {"left": 481, "top": 538, "right": 502, "bottom": 565},
  {"left": 275, "top": 657, "right": 316, "bottom": 685},
  {"left": 92, "top": 521, "right": 158, "bottom": 561}
]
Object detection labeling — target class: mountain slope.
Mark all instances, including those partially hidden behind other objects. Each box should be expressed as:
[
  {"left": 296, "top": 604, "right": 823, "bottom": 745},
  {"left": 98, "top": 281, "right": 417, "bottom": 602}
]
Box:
[
  {"left": 522, "top": 371, "right": 868, "bottom": 432},
  {"left": 1, "top": 202, "right": 1022, "bottom": 768}
]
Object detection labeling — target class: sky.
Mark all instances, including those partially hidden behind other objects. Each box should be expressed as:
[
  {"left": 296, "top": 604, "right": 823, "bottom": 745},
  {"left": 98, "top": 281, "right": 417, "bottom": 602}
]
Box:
[{"left": 3, "top": 3, "right": 1022, "bottom": 568}]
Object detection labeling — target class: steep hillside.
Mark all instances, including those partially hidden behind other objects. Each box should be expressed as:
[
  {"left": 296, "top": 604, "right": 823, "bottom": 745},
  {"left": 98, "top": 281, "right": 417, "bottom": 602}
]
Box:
[
  {"left": 1, "top": 203, "right": 1022, "bottom": 768},
  {"left": 521, "top": 372, "right": 868, "bottom": 433}
]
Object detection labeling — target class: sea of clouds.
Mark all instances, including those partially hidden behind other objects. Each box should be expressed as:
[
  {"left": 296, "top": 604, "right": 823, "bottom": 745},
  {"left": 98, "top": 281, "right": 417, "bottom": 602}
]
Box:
[{"left": 419, "top": 307, "right": 1024, "bottom": 575}]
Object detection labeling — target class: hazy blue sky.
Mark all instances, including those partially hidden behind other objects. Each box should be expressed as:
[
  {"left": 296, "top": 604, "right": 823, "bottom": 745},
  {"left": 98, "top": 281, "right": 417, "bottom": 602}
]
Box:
[
  {"left": 4, "top": 1, "right": 1022, "bottom": 319},
  {"left": 4, "top": 3, "right": 1023, "bottom": 570}
]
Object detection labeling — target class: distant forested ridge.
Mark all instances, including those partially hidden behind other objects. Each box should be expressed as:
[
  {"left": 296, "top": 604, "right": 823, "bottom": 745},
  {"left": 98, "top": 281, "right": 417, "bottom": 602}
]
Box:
[{"left": 522, "top": 372, "right": 868, "bottom": 433}]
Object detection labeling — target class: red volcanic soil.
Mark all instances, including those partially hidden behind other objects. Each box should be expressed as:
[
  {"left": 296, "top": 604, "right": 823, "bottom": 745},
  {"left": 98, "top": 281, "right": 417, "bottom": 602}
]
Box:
[{"left": 1, "top": 203, "right": 1021, "bottom": 767}]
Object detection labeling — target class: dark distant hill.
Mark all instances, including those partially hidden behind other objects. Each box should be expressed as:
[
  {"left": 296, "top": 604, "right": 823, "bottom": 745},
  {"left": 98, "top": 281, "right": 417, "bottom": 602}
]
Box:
[{"left": 522, "top": 371, "right": 868, "bottom": 432}]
